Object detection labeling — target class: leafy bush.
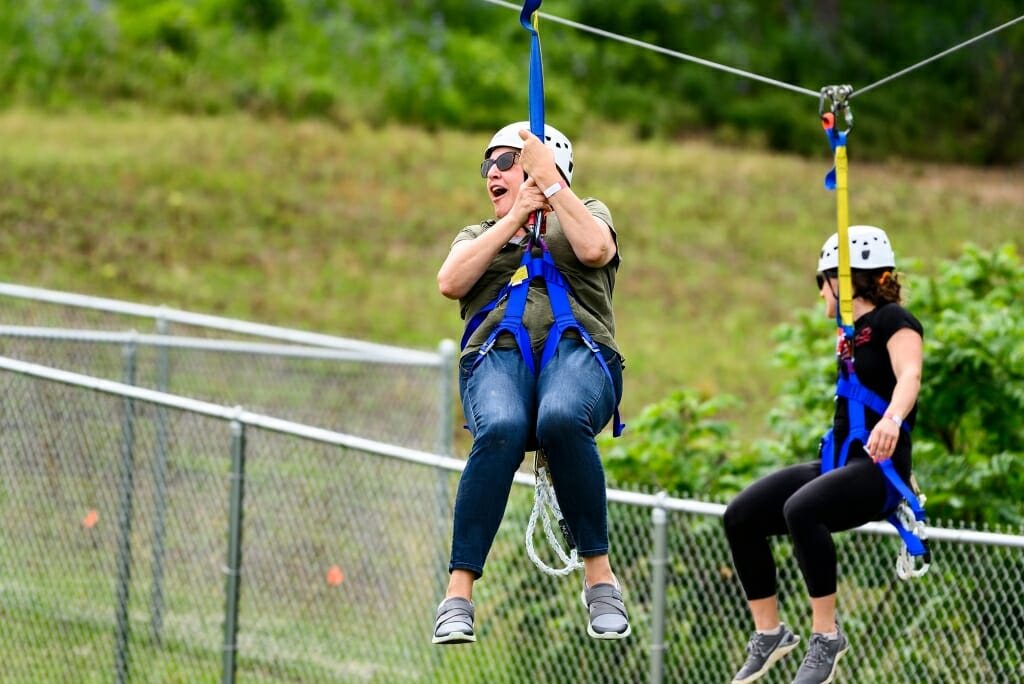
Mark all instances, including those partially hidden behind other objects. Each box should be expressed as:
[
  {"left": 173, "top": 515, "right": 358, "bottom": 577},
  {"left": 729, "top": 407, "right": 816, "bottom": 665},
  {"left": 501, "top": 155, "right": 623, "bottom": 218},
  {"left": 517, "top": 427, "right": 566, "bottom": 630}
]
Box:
[
  {"left": 2, "top": 1, "right": 1022, "bottom": 162},
  {"left": 117, "top": 1, "right": 200, "bottom": 56},
  {"left": 599, "top": 389, "right": 779, "bottom": 500},
  {"left": 911, "top": 244, "right": 1024, "bottom": 524},
  {"left": 0, "top": 0, "right": 116, "bottom": 107}
]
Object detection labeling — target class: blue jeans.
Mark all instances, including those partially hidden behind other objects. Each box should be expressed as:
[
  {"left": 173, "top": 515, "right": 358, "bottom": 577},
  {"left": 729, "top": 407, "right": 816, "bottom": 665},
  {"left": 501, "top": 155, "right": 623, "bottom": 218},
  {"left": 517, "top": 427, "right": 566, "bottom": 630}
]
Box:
[{"left": 449, "top": 337, "right": 623, "bottom": 578}]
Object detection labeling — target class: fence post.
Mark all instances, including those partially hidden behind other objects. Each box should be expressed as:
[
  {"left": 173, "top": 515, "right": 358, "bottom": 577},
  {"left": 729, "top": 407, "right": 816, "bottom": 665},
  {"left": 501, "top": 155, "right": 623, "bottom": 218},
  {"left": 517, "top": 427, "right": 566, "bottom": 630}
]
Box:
[
  {"left": 649, "top": 493, "right": 668, "bottom": 684},
  {"left": 113, "top": 341, "right": 138, "bottom": 684},
  {"left": 222, "top": 414, "right": 247, "bottom": 684},
  {"left": 150, "top": 316, "right": 170, "bottom": 645}
]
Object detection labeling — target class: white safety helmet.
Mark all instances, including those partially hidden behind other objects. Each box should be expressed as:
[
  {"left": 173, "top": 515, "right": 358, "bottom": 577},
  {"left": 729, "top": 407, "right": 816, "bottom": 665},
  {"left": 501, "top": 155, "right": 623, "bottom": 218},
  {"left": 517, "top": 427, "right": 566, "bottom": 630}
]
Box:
[
  {"left": 817, "top": 225, "right": 896, "bottom": 273},
  {"left": 484, "top": 121, "right": 574, "bottom": 185}
]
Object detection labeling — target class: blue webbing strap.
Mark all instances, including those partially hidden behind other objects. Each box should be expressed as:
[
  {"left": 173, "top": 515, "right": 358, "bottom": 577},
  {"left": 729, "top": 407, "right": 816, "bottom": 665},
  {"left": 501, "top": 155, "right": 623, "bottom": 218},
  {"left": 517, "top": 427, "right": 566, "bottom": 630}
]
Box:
[
  {"left": 470, "top": 249, "right": 538, "bottom": 376},
  {"left": 520, "top": 0, "right": 546, "bottom": 238},
  {"left": 819, "top": 90, "right": 927, "bottom": 561},
  {"left": 836, "top": 378, "right": 911, "bottom": 436},
  {"left": 463, "top": 0, "right": 545, "bottom": 348},
  {"left": 822, "top": 125, "right": 847, "bottom": 192},
  {"left": 520, "top": 0, "right": 545, "bottom": 138},
  {"left": 880, "top": 459, "right": 929, "bottom": 557},
  {"left": 464, "top": 1, "right": 624, "bottom": 437},
  {"left": 537, "top": 250, "right": 624, "bottom": 436},
  {"left": 821, "top": 371, "right": 929, "bottom": 557}
]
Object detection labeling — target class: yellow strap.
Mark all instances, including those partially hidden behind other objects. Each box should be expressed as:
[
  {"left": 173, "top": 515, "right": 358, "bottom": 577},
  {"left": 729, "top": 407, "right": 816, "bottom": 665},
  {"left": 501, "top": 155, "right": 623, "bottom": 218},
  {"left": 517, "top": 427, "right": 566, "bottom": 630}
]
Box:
[{"left": 834, "top": 145, "right": 853, "bottom": 328}]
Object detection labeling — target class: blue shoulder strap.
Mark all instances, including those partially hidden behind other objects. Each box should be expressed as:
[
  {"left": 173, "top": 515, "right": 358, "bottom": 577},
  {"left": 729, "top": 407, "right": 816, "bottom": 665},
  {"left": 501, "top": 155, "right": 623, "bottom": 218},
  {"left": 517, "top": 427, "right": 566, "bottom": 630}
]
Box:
[{"left": 469, "top": 248, "right": 538, "bottom": 376}]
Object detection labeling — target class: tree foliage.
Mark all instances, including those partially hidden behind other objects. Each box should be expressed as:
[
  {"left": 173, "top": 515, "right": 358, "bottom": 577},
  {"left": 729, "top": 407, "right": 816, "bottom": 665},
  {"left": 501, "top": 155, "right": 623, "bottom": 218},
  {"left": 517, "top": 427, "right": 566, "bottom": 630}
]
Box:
[
  {"left": 0, "top": 1, "right": 1021, "bottom": 162},
  {"left": 910, "top": 244, "right": 1024, "bottom": 525}
]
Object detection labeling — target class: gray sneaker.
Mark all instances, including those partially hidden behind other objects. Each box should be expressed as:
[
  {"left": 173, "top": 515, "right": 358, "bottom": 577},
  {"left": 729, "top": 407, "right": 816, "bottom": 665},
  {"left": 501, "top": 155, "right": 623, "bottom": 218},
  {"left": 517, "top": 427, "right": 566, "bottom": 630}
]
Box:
[
  {"left": 580, "top": 580, "right": 631, "bottom": 639},
  {"left": 731, "top": 624, "right": 800, "bottom": 684},
  {"left": 432, "top": 597, "right": 476, "bottom": 645},
  {"left": 792, "top": 630, "right": 849, "bottom": 684}
]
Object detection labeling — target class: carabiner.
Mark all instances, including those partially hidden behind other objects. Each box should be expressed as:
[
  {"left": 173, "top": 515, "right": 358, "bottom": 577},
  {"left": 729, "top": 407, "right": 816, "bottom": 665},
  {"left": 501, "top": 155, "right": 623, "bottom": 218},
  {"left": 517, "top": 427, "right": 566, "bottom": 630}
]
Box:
[
  {"left": 819, "top": 85, "right": 854, "bottom": 133},
  {"left": 896, "top": 540, "right": 931, "bottom": 579}
]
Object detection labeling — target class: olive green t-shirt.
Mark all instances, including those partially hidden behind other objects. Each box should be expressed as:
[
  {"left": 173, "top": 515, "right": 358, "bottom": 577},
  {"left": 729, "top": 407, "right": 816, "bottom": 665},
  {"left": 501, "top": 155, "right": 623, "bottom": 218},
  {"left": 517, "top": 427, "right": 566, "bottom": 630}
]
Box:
[{"left": 452, "top": 197, "right": 620, "bottom": 362}]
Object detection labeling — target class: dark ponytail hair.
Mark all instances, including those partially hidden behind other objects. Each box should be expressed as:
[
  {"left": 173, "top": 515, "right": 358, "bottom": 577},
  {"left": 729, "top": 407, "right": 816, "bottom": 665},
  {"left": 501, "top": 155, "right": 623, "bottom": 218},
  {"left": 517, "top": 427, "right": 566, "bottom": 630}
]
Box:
[{"left": 852, "top": 268, "right": 902, "bottom": 305}]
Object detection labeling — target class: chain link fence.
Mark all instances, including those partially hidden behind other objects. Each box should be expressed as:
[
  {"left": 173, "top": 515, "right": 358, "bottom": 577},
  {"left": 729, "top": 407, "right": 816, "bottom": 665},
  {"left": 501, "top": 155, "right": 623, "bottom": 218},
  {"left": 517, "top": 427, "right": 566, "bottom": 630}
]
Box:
[
  {"left": 0, "top": 283, "right": 451, "bottom": 452},
  {"left": 2, "top": 283, "right": 1023, "bottom": 683},
  {"left": 2, "top": 355, "right": 1023, "bottom": 684}
]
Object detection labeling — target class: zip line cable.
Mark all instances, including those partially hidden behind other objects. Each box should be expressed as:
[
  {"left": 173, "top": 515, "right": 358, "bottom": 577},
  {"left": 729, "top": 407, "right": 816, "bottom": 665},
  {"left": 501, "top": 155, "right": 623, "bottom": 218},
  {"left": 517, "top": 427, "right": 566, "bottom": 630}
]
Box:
[
  {"left": 480, "top": 0, "right": 1023, "bottom": 102},
  {"left": 480, "top": 0, "right": 820, "bottom": 98},
  {"left": 852, "top": 14, "right": 1024, "bottom": 98}
]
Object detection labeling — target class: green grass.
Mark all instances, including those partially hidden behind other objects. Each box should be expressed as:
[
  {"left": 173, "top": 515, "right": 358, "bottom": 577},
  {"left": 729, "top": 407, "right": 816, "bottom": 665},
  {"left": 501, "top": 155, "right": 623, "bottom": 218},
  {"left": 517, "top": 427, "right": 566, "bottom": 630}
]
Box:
[{"left": 1, "top": 108, "right": 1021, "bottom": 445}]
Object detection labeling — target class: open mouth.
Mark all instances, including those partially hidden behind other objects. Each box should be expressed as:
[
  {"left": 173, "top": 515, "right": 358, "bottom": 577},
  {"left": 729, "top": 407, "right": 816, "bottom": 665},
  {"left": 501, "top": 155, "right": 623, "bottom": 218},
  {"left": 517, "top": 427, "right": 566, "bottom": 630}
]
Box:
[{"left": 489, "top": 185, "right": 508, "bottom": 199}]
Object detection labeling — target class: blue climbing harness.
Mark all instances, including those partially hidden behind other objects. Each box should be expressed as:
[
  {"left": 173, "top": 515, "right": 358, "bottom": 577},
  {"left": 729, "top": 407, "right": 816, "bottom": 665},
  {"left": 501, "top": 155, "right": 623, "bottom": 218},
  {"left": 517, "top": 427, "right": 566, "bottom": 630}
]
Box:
[
  {"left": 819, "top": 344, "right": 930, "bottom": 578},
  {"left": 461, "top": 229, "right": 624, "bottom": 437}
]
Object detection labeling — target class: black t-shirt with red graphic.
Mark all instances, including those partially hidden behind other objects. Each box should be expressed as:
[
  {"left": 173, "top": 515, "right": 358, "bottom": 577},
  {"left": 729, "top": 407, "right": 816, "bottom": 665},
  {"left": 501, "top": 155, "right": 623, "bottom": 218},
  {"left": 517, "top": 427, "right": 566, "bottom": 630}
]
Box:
[{"left": 832, "top": 302, "right": 924, "bottom": 473}]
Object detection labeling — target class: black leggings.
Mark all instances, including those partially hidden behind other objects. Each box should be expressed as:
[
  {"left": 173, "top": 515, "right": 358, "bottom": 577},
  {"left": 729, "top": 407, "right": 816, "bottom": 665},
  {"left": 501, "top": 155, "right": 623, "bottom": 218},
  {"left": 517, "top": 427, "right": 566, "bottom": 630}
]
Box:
[{"left": 723, "top": 453, "right": 897, "bottom": 599}]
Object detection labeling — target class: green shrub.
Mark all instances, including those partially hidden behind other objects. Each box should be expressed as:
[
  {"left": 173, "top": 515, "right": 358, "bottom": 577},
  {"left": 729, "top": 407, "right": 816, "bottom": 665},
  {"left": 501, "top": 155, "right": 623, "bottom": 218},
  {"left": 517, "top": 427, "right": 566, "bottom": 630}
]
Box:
[
  {"left": 117, "top": 1, "right": 200, "bottom": 56},
  {"left": 599, "top": 389, "right": 765, "bottom": 499},
  {"left": 602, "top": 244, "right": 1024, "bottom": 526},
  {"left": 911, "top": 244, "right": 1024, "bottom": 524},
  {"left": 3, "top": 1, "right": 1022, "bottom": 162}
]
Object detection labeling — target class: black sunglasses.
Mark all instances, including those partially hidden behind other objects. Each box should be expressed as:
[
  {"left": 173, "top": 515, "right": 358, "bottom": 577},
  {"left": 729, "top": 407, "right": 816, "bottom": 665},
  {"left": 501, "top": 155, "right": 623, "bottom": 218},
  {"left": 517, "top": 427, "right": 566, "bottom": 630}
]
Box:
[
  {"left": 816, "top": 269, "right": 839, "bottom": 290},
  {"left": 480, "top": 150, "right": 520, "bottom": 178}
]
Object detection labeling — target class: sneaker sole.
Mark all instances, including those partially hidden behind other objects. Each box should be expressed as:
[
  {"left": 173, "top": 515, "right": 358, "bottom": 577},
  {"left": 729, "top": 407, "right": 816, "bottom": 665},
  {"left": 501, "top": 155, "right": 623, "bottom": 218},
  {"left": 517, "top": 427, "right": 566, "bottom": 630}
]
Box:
[
  {"left": 432, "top": 631, "right": 476, "bottom": 645},
  {"left": 587, "top": 623, "right": 632, "bottom": 640},
  {"left": 731, "top": 637, "right": 801, "bottom": 684}
]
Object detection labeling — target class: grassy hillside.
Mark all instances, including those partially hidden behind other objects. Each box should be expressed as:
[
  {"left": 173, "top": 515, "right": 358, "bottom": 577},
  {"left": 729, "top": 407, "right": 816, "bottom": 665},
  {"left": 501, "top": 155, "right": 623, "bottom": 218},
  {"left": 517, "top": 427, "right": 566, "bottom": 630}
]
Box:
[{"left": 1, "top": 109, "right": 1021, "bottom": 439}]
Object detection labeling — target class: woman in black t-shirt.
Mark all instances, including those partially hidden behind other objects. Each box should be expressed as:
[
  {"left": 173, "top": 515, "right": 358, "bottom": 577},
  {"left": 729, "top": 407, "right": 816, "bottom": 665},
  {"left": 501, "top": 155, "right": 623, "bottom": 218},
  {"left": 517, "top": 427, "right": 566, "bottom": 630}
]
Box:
[{"left": 723, "top": 225, "right": 924, "bottom": 684}]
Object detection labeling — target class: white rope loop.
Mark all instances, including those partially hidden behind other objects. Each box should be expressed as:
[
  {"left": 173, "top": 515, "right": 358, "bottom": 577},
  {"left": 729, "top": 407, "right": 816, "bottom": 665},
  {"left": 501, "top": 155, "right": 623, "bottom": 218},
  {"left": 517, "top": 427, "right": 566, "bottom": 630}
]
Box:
[
  {"left": 895, "top": 491, "right": 931, "bottom": 580},
  {"left": 525, "top": 452, "right": 583, "bottom": 576}
]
